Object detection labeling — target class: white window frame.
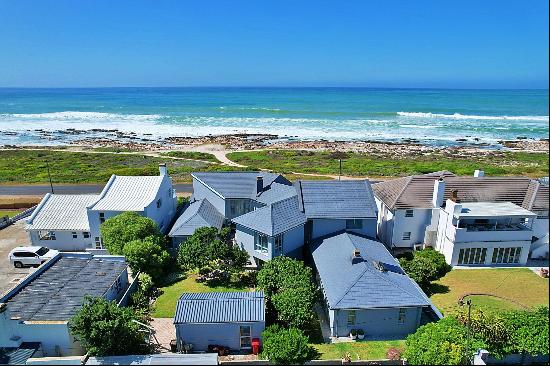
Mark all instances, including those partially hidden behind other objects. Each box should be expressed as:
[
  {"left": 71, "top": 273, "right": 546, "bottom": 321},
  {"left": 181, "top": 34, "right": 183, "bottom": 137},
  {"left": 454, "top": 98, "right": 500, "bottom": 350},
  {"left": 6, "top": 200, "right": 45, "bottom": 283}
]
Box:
[
  {"left": 99, "top": 212, "right": 105, "bottom": 224},
  {"left": 254, "top": 233, "right": 268, "bottom": 253},
  {"left": 398, "top": 308, "right": 406, "bottom": 324},
  {"left": 72, "top": 232, "right": 78, "bottom": 239},
  {"left": 274, "top": 234, "right": 283, "bottom": 255},
  {"left": 458, "top": 247, "right": 487, "bottom": 265},
  {"left": 83, "top": 231, "right": 90, "bottom": 239},
  {"left": 491, "top": 247, "right": 521, "bottom": 264},
  {"left": 347, "top": 310, "right": 356, "bottom": 326},
  {"left": 346, "top": 219, "right": 363, "bottom": 230},
  {"left": 38, "top": 230, "right": 56, "bottom": 240},
  {"left": 239, "top": 325, "right": 252, "bottom": 349},
  {"left": 95, "top": 237, "right": 104, "bottom": 249}
]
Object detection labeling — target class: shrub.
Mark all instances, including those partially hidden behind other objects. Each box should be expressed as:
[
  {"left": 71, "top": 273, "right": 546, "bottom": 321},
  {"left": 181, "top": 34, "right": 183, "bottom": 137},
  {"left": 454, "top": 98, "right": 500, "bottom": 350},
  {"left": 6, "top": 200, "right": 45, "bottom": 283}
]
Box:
[
  {"left": 70, "top": 296, "right": 150, "bottom": 356},
  {"left": 123, "top": 236, "right": 170, "bottom": 281},
  {"left": 502, "top": 306, "right": 549, "bottom": 356},
  {"left": 100, "top": 212, "right": 162, "bottom": 255},
  {"left": 456, "top": 308, "right": 510, "bottom": 359},
  {"left": 399, "top": 247, "right": 451, "bottom": 291},
  {"left": 261, "top": 325, "right": 316, "bottom": 365},
  {"left": 271, "top": 287, "right": 316, "bottom": 329},
  {"left": 177, "top": 227, "right": 239, "bottom": 270},
  {"left": 196, "top": 259, "right": 231, "bottom": 286},
  {"left": 386, "top": 347, "right": 402, "bottom": 361}
]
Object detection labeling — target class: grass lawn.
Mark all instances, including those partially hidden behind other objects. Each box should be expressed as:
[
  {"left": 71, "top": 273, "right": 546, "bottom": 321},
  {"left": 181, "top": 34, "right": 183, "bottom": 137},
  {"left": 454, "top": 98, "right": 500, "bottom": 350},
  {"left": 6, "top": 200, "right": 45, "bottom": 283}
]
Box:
[
  {"left": 153, "top": 274, "right": 250, "bottom": 318},
  {"left": 0, "top": 150, "right": 249, "bottom": 184},
  {"left": 227, "top": 150, "right": 549, "bottom": 178},
  {"left": 430, "top": 268, "right": 549, "bottom": 315},
  {"left": 0, "top": 209, "right": 24, "bottom": 218},
  {"left": 312, "top": 340, "right": 405, "bottom": 361},
  {"left": 160, "top": 151, "right": 220, "bottom": 163}
]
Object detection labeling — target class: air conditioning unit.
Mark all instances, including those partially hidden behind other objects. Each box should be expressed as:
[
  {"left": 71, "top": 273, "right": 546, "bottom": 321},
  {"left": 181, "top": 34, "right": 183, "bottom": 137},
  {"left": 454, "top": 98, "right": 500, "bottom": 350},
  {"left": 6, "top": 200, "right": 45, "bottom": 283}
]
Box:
[{"left": 413, "top": 243, "right": 423, "bottom": 251}]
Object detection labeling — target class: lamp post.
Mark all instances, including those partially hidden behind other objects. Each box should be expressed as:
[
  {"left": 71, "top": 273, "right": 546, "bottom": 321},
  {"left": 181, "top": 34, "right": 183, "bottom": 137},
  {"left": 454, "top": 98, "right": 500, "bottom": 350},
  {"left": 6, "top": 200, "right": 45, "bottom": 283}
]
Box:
[
  {"left": 46, "top": 160, "right": 54, "bottom": 194},
  {"left": 458, "top": 298, "right": 473, "bottom": 365}
]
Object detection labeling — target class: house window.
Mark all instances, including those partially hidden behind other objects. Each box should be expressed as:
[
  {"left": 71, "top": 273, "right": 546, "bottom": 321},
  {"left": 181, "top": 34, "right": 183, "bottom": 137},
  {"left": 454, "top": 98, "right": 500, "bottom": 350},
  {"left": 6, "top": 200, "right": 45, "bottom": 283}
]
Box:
[
  {"left": 83, "top": 232, "right": 90, "bottom": 238},
  {"left": 398, "top": 308, "right": 406, "bottom": 324},
  {"left": 274, "top": 234, "right": 283, "bottom": 255},
  {"left": 254, "top": 233, "right": 268, "bottom": 253},
  {"left": 114, "top": 277, "right": 123, "bottom": 292},
  {"left": 491, "top": 247, "right": 522, "bottom": 264},
  {"left": 458, "top": 248, "right": 487, "bottom": 265},
  {"left": 405, "top": 210, "right": 414, "bottom": 218},
  {"left": 95, "top": 237, "right": 103, "bottom": 249},
  {"left": 99, "top": 212, "right": 105, "bottom": 224},
  {"left": 346, "top": 219, "right": 363, "bottom": 230},
  {"left": 402, "top": 232, "right": 411, "bottom": 241},
  {"left": 157, "top": 198, "right": 162, "bottom": 208},
  {"left": 72, "top": 232, "right": 78, "bottom": 239},
  {"left": 347, "top": 310, "right": 356, "bottom": 326},
  {"left": 239, "top": 325, "right": 252, "bottom": 349},
  {"left": 38, "top": 231, "right": 56, "bottom": 240}
]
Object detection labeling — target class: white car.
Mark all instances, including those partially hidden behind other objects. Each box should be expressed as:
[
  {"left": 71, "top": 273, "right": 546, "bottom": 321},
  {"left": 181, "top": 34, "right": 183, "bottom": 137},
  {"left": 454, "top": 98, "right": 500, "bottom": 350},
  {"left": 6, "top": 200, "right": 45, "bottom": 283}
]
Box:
[{"left": 9, "top": 246, "right": 59, "bottom": 268}]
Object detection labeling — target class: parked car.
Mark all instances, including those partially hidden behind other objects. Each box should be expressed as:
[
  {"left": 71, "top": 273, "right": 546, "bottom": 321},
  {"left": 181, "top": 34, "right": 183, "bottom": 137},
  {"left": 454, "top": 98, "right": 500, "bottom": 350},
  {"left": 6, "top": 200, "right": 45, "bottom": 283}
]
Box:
[{"left": 8, "top": 246, "right": 58, "bottom": 268}]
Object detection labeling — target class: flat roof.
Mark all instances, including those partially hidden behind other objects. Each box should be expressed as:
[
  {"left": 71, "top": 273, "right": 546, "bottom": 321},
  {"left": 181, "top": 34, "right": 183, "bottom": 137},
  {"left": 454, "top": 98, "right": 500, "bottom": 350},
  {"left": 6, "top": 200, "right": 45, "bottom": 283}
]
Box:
[{"left": 456, "top": 202, "right": 537, "bottom": 219}]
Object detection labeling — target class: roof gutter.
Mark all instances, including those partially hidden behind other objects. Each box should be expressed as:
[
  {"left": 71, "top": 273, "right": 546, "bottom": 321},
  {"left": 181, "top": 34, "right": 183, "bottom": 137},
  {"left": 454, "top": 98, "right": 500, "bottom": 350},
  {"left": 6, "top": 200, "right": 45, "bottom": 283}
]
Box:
[{"left": 26, "top": 193, "right": 52, "bottom": 225}]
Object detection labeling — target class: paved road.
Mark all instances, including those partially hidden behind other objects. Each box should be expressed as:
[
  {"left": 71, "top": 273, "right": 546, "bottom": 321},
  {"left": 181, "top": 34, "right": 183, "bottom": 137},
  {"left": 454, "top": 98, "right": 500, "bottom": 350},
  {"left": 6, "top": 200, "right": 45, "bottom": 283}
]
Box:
[
  {"left": 0, "top": 221, "right": 34, "bottom": 296},
  {"left": 0, "top": 183, "right": 193, "bottom": 195}
]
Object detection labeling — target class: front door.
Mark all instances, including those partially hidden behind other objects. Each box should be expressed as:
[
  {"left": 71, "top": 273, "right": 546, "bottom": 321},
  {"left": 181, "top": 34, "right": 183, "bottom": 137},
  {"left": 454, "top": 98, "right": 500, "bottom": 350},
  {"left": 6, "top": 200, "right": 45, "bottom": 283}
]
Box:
[{"left": 239, "top": 325, "right": 252, "bottom": 350}]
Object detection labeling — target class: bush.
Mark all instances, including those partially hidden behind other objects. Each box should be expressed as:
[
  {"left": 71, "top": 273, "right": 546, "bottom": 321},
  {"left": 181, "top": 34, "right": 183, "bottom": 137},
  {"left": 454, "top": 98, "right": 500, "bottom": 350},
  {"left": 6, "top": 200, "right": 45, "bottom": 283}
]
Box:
[
  {"left": 233, "top": 270, "right": 257, "bottom": 287},
  {"left": 129, "top": 273, "right": 158, "bottom": 311},
  {"left": 70, "top": 296, "right": 150, "bottom": 356},
  {"left": 399, "top": 248, "right": 451, "bottom": 291},
  {"left": 456, "top": 308, "right": 510, "bottom": 359},
  {"left": 502, "top": 306, "right": 549, "bottom": 356},
  {"left": 386, "top": 347, "right": 402, "bottom": 361},
  {"left": 271, "top": 287, "right": 316, "bottom": 329},
  {"left": 123, "top": 236, "right": 170, "bottom": 281},
  {"left": 100, "top": 212, "right": 162, "bottom": 255},
  {"left": 196, "top": 259, "right": 231, "bottom": 286},
  {"left": 261, "top": 325, "right": 316, "bottom": 365}
]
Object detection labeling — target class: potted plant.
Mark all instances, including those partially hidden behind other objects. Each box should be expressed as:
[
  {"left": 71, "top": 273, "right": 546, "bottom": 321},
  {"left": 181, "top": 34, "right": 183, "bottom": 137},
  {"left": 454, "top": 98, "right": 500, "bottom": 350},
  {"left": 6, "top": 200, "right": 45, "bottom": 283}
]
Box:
[
  {"left": 357, "top": 329, "right": 365, "bottom": 340},
  {"left": 341, "top": 352, "right": 352, "bottom": 364},
  {"left": 349, "top": 329, "right": 357, "bottom": 340}
]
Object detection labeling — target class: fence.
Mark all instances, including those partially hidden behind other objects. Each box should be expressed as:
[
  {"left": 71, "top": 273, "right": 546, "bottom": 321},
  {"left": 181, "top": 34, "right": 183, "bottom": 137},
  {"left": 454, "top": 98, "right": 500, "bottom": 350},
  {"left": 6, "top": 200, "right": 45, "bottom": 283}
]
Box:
[{"left": 0, "top": 205, "right": 37, "bottom": 230}]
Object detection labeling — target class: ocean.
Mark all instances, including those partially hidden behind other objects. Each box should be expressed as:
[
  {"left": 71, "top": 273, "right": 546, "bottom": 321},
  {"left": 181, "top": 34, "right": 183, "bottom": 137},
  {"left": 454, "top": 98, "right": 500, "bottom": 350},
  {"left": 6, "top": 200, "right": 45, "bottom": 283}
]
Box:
[{"left": 0, "top": 87, "right": 548, "bottom": 147}]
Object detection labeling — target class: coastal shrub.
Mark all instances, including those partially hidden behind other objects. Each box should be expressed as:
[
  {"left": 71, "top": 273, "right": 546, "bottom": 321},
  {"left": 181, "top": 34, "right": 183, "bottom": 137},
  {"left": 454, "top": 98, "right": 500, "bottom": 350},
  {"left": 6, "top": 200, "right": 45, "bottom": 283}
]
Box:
[
  {"left": 70, "top": 296, "right": 150, "bottom": 356},
  {"left": 100, "top": 212, "right": 162, "bottom": 255},
  {"left": 502, "top": 306, "right": 549, "bottom": 356},
  {"left": 257, "top": 256, "right": 317, "bottom": 328},
  {"left": 123, "top": 236, "right": 170, "bottom": 282},
  {"left": 399, "top": 247, "right": 451, "bottom": 291},
  {"left": 196, "top": 259, "right": 231, "bottom": 286},
  {"left": 261, "top": 325, "right": 316, "bottom": 365}
]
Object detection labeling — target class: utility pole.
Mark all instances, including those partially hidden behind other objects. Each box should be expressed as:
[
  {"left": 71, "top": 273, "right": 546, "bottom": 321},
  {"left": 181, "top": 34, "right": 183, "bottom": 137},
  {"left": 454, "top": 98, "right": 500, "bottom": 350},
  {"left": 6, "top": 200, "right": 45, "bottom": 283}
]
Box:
[
  {"left": 339, "top": 159, "right": 342, "bottom": 180},
  {"left": 46, "top": 160, "right": 54, "bottom": 194},
  {"left": 458, "top": 298, "right": 473, "bottom": 365}
]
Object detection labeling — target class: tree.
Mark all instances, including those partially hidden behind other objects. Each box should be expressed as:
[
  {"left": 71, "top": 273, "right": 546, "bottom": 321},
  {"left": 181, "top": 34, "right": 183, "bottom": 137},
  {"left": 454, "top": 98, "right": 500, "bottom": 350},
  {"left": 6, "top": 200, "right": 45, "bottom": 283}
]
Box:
[
  {"left": 123, "top": 236, "right": 170, "bottom": 281},
  {"left": 503, "top": 306, "right": 549, "bottom": 357},
  {"left": 403, "top": 317, "right": 485, "bottom": 365},
  {"left": 399, "top": 248, "right": 451, "bottom": 291},
  {"left": 261, "top": 325, "right": 316, "bottom": 365},
  {"left": 100, "top": 212, "right": 162, "bottom": 255},
  {"left": 70, "top": 297, "right": 150, "bottom": 356},
  {"left": 257, "top": 256, "right": 317, "bottom": 329}
]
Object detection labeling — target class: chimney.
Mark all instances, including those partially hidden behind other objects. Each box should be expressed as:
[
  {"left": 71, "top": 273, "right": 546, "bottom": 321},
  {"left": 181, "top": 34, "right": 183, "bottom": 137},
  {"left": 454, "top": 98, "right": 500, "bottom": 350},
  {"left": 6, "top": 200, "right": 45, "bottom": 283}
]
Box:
[
  {"left": 474, "top": 170, "right": 485, "bottom": 178},
  {"left": 159, "top": 163, "right": 167, "bottom": 176},
  {"left": 432, "top": 178, "right": 446, "bottom": 207},
  {"left": 352, "top": 249, "right": 362, "bottom": 264},
  {"left": 256, "top": 176, "right": 263, "bottom": 196},
  {"left": 450, "top": 189, "right": 460, "bottom": 202}
]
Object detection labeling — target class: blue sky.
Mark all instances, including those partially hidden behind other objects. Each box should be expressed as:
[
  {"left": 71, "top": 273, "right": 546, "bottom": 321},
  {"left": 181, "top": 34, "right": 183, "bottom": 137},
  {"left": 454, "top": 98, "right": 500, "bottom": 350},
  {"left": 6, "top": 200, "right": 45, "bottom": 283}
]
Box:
[{"left": 0, "top": 0, "right": 548, "bottom": 88}]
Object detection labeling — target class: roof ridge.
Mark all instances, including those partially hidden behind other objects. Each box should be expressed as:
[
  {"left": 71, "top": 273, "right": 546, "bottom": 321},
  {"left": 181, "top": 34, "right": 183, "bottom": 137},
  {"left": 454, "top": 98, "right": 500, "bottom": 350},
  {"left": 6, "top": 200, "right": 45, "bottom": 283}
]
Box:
[
  {"left": 527, "top": 180, "right": 540, "bottom": 210},
  {"left": 390, "top": 176, "right": 414, "bottom": 209}
]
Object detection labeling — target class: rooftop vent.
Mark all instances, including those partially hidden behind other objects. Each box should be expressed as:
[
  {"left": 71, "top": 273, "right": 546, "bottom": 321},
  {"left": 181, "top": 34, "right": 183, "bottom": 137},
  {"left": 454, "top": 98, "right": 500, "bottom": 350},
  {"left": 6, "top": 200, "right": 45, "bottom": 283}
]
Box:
[
  {"left": 159, "top": 163, "right": 167, "bottom": 176},
  {"left": 474, "top": 169, "right": 485, "bottom": 178},
  {"left": 352, "top": 249, "right": 362, "bottom": 264},
  {"left": 450, "top": 189, "right": 460, "bottom": 203},
  {"left": 373, "top": 261, "right": 387, "bottom": 272}
]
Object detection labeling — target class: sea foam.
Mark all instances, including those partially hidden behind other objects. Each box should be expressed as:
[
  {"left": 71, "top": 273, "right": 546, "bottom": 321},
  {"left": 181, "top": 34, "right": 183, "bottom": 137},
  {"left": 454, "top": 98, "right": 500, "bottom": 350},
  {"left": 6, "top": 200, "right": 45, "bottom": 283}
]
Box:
[{"left": 397, "top": 112, "right": 549, "bottom": 121}]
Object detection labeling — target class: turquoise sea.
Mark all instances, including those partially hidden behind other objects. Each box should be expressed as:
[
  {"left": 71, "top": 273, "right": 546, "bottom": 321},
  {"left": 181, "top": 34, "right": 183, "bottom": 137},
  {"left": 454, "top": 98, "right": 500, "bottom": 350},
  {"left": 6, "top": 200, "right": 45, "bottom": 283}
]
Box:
[{"left": 0, "top": 88, "right": 548, "bottom": 147}]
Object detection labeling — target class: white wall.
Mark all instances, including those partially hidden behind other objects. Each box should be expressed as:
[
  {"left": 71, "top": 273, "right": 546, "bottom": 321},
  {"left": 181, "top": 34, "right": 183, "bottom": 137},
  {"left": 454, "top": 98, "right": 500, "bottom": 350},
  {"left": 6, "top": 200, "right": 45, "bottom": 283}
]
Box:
[
  {"left": 390, "top": 209, "right": 433, "bottom": 248},
  {"left": 28, "top": 230, "right": 93, "bottom": 251}
]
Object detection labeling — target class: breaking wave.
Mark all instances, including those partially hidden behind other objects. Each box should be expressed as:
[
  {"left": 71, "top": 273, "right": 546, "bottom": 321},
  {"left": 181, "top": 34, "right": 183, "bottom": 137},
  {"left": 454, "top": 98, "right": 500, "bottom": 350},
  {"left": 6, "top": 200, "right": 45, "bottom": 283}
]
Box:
[{"left": 397, "top": 111, "right": 549, "bottom": 121}]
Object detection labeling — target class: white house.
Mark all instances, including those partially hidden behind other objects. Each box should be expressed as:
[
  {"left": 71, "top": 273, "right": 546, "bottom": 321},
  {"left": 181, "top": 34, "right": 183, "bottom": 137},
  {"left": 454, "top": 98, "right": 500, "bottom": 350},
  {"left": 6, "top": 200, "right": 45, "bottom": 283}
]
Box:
[
  {"left": 87, "top": 163, "right": 178, "bottom": 249},
  {"left": 0, "top": 252, "right": 129, "bottom": 357},
  {"left": 26, "top": 194, "right": 99, "bottom": 251},
  {"left": 435, "top": 199, "right": 536, "bottom": 266}
]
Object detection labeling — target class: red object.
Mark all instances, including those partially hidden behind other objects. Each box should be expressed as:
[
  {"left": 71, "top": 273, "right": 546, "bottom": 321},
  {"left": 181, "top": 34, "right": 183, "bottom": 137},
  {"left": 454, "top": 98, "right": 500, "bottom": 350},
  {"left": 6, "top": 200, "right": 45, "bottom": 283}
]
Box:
[{"left": 251, "top": 338, "right": 261, "bottom": 355}]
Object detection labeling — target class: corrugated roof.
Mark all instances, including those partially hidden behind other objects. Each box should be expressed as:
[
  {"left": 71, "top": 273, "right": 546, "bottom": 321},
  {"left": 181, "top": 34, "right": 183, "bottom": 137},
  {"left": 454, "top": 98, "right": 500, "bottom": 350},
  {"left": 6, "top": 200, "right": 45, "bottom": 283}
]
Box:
[
  {"left": 86, "top": 354, "right": 219, "bottom": 365},
  {"left": 26, "top": 194, "right": 99, "bottom": 231},
  {"left": 232, "top": 196, "right": 306, "bottom": 236},
  {"left": 296, "top": 180, "right": 378, "bottom": 219},
  {"left": 191, "top": 172, "right": 290, "bottom": 199},
  {"left": 174, "top": 291, "right": 265, "bottom": 324},
  {"left": 0, "top": 343, "right": 40, "bottom": 365},
  {"left": 373, "top": 173, "right": 550, "bottom": 212},
  {"left": 310, "top": 232, "right": 431, "bottom": 309},
  {"left": 3, "top": 255, "right": 127, "bottom": 321},
  {"left": 89, "top": 175, "right": 165, "bottom": 211},
  {"left": 456, "top": 202, "right": 537, "bottom": 218},
  {"left": 169, "top": 199, "right": 225, "bottom": 237}
]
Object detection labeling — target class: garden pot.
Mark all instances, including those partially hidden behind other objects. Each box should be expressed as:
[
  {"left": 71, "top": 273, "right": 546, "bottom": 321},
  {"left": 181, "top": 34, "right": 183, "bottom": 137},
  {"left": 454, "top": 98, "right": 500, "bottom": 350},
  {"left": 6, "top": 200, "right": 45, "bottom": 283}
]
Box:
[{"left": 357, "top": 334, "right": 365, "bottom": 340}]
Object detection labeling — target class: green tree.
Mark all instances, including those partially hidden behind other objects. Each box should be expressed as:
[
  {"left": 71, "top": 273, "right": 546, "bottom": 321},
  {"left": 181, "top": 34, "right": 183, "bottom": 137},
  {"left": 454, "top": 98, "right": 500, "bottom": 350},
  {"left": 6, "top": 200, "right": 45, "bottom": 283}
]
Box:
[
  {"left": 70, "top": 297, "right": 150, "bottom": 356},
  {"left": 503, "top": 306, "right": 549, "bottom": 357},
  {"left": 271, "top": 287, "right": 316, "bottom": 329},
  {"left": 399, "top": 248, "right": 451, "bottom": 291},
  {"left": 100, "top": 212, "right": 162, "bottom": 255},
  {"left": 123, "top": 236, "right": 170, "bottom": 281},
  {"left": 403, "top": 317, "right": 484, "bottom": 365},
  {"left": 261, "top": 325, "right": 316, "bottom": 365}
]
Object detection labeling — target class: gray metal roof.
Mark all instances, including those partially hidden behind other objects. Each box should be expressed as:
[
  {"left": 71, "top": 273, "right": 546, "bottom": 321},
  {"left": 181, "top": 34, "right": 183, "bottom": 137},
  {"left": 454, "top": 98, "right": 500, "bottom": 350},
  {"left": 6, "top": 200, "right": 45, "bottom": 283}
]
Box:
[
  {"left": 255, "top": 182, "right": 298, "bottom": 205},
  {"left": 296, "top": 180, "right": 378, "bottom": 219},
  {"left": 191, "top": 172, "right": 290, "bottom": 199},
  {"left": 86, "top": 354, "right": 218, "bottom": 365},
  {"left": 232, "top": 196, "right": 306, "bottom": 236},
  {"left": 455, "top": 202, "right": 537, "bottom": 219},
  {"left": 3, "top": 255, "right": 127, "bottom": 321},
  {"left": 310, "top": 232, "right": 431, "bottom": 310},
  {"left": 174, "top": 291, "right": 265, "bottom": 324},
  {"left": 26, "top": 194, "right": 99, "bottom": 231},
  {"left": 169, "top": 199, "right": 225, "bottom": 237},
  {"left": 373, "top": 173, "right": 550, "bottom": 212},
  {"left": 89, "top": 174, "right": 166, "bottom": 211},
  {"left": 0, "top": 343, "right": 40, "bottom": 365}
]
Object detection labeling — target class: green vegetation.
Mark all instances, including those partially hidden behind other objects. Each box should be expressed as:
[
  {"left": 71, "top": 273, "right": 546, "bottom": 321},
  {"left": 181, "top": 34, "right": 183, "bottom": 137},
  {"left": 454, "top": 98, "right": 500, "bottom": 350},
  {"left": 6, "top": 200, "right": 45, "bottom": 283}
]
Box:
[
  {"left": 160, "top": 150, "right": 220, "bottom": 163},
  {"left": 261, "top": 325, "right": 317, "bottom": 365},
  {"left": 429, "top": 268, "right": 549, "bottom": 315},
  {"left": 70, "top": 297, "right": 151, "bottom": 356},
  {"left": 399, "top": 248, "right": 451, "bottom": 292},
  {"left": 123, "top": 236, "right": 170, "bottom": 282},
  {"left": 0, "top": 210, "right": 23, "bottom": 218},
  {"left": 227, "top": 149, "right": 549, "bottom": 177},
  {"left": 0, "top": 149, "right": 249, "bottom": 184},
  {"left": 312, "top": 340, "right": 406, "bottom": 361},
  {"left": 152, "top": 273, "right": 249, "bottom": 317},
  {"left": 100, "top": 212, "right": 163, "bottom": 255}
]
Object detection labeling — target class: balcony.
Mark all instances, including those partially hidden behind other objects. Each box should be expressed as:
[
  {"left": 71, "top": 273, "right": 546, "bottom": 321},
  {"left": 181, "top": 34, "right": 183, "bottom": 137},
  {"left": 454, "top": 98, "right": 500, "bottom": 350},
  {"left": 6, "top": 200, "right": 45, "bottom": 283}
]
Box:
[{"left": 449, "top": 223, "right": 533, "bottom": 243}]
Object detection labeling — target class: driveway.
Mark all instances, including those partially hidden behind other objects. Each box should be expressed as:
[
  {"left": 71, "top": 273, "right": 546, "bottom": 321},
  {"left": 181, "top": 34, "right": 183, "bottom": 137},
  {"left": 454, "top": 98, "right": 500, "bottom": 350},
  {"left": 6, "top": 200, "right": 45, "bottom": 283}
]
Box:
[{"left": 0, "top": 220, "right": 34, "bottom": 296}]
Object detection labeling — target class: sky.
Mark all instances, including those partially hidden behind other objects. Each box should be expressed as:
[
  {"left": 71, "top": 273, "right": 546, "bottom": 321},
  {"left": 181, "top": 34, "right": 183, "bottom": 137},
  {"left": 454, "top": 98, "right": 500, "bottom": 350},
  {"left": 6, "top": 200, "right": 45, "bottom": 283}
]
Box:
[{"left": 0, "top": 0, "right": 548, "bottom": 88}]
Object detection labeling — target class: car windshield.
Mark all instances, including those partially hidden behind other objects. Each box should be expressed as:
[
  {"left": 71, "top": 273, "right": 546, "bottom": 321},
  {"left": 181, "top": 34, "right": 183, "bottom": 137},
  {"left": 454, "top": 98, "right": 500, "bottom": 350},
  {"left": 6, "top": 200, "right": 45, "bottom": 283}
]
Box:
[{"left": 36, "top": 247, "right": 50, "bottom": 256}]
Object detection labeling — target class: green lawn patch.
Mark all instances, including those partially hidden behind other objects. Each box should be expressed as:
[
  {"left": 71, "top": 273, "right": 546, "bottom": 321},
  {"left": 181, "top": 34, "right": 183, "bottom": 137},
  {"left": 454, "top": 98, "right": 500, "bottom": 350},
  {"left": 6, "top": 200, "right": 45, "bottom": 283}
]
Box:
[
  {"left": 430, "top": 268, "right": 549, "bottom": 315},
  {"left": 312, "top": 340, "right": 405, "bottom": 361},
  {"left": 160, "top": 151, "right": 220, "bottom": 163},
  {"left": 227, "top": 149, "right": 549, "bottom": 177},
  {"left": 0, "top": 209, "right": 24, "bottom": 218},
  {"left": 152, "top": 274, "right": 249, "bottom": 318}
]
